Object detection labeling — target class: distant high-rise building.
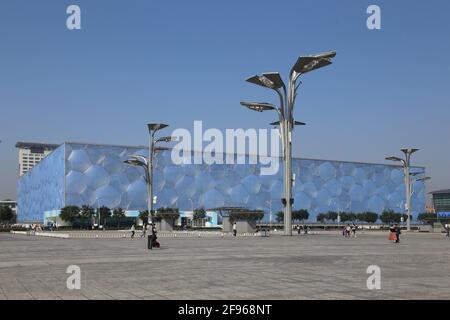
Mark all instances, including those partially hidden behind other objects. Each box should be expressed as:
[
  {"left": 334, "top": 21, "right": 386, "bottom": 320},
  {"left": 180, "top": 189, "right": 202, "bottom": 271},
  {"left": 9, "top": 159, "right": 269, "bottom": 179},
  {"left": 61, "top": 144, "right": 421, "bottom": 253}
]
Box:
[{"left": 15, "top": 142, "right": 59, "bottom": 176}]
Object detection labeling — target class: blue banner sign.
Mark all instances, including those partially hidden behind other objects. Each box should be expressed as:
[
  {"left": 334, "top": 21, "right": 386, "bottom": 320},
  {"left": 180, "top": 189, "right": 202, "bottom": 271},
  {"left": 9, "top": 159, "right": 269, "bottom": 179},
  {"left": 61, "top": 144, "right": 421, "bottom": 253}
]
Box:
[{"left": 438, "top": 212, "right": 450, "bottom": 218}]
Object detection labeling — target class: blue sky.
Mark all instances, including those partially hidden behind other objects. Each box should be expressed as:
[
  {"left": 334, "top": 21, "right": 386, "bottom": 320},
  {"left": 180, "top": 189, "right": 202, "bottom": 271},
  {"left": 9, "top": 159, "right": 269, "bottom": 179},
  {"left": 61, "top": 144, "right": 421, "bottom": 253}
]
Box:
[{"left": 1, "top": 0, "right": 449, "bottom": 200}]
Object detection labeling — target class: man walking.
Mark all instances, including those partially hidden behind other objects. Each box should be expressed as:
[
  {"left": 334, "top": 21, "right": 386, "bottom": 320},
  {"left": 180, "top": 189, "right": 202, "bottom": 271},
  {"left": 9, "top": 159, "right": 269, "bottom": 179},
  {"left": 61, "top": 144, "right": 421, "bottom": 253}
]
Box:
[
  {"left": 232, "top": 222, "right": 237, "bottom": 237},
  {"left": 394, "top": 223, "right": 401, "bottom": 243},
  {"left": 148, "top": 223, "right": 159, "bottom": 249}
]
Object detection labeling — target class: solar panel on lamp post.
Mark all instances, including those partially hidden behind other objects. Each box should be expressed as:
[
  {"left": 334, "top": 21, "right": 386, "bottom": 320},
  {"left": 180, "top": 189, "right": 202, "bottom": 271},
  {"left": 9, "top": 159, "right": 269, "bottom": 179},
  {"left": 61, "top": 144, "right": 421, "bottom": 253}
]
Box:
[
  {"left": 386, "top": 148, "right": 420, "bottom": 231},
  {"left": 241, "top": 51, "right": 336, "bottom": 236}
]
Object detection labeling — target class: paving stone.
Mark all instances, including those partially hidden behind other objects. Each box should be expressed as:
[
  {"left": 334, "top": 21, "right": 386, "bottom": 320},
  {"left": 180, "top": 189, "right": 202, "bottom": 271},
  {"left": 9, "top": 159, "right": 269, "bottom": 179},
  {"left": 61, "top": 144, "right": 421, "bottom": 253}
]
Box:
[{"left": 1, "top": 232, "right": 449, "bottom": 300}]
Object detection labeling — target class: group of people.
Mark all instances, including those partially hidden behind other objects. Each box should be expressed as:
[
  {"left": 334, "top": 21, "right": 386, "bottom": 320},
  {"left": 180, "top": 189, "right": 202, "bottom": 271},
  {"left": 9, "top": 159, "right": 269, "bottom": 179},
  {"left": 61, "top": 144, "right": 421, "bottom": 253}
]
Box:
[
  {"left": 342, "top": 224, "right": 358, "bottom": 238},
  {"left": 27, "top": 223, "right": 43, "bottom": 235},
  {"left": 295, "top": 225, "right": 310, "bottom": 235},
  {"left": 130, "top": 222, "right": 160, "bottom": 249}
]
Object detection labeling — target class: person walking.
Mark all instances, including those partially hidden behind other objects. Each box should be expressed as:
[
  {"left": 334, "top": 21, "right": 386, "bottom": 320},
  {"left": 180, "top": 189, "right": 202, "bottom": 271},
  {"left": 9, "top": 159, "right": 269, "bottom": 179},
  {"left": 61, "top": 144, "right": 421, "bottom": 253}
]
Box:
[
  {"left": 351, "top": 224, "right": 357, "bottom": 238},
  {"left": 394, "top": 223, "right": 401, "bottom": 243},
  {"left": 232, "top": 222, "right": 237, "bottom": 237},
  {"left": 130, "top": 224, "right": 135, "bottom": 238},
  {"left": 141, "top": 223, "right": 147, "bottom": 238},
  {"left": 148, "top": 223, "right": 159, "bottom": 249},
  {"left": 446, "top": 225, "right": 450, "bottom": 237},
  {"left": 345, "top": 224, "right": 351, "bottom": 238},
  {"left": 388, "top": 224, "right": 396, "bottom": 242}
]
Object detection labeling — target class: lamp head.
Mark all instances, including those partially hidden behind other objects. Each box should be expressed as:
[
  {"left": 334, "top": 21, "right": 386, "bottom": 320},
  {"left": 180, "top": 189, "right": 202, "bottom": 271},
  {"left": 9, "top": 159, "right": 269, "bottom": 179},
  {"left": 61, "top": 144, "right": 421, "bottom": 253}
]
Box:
[
  {"left": 401, "top": 148, "right": 419, "bottom": 155},
  {"left": 292, "top": 51, "right": 336, "bottom": 75},
  {"left": 156, "top": 136, "right": 178, "bottom": 143},
  {"left": 240, "top": 101, "right": 276, "bottom": 112},
  {"left": 129, "top": 154, "right": 148, "bottom": 164},
  {"left": 123, "top": 159, "right": 145, "bottom": 167},
  {"left": 261, "top": 72, "right": 285, "bottom": 89},
  {"left": 385, "top": 156, "right": 403, "bottom": 162},
  {"left": 147, "top": 123, "right": 169, "bottom": 133}
]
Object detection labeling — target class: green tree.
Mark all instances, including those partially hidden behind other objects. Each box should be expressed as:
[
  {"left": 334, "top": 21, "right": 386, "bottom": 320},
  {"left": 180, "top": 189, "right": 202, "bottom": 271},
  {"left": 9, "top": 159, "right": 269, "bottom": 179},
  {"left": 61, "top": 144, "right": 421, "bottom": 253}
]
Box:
[
  {"left": 276, "top": 211, "right": 284, "bottom": 223},
  {"left": 0, "top": 206, "right": 14, "bottom": 222},
  {"left": 356, "top": 212, "right": 366, "bottom": 222},
  {"left": 347, "top": 212, "right": 357, "bottom": 222},
  {"left": 80, "top": 205, "right": 95, "bottom": 219},
  {"left": 293, "top": 209, "right": 309, "bottom": 222},
  {"left": 316, "top": 213, "right": 327, "bottom": 223},
  {"left": 359, "top": 212, "right": 378, "bottom": 224},
  {"left": 112, "top": 208, "right": 126, "bottom": 218},
  {"left": 380, "top": 210, "right": 407, "bottom": 224},
  {"left": 139, "top": 210, "right": 149, "bottom": 223},
  {"left": 59, "top": 206, "right": 81, "bottom": 222},
  {"left": 157, "top": 207, "right": 179, "bottom": 213},
  {"left": 340, "top": 212, "right": 350, "bottom": 222},
  {"left": 99, "top": 206, "right": 111, "bottom": 222},
  {"left": 326, "top": 211, "right": 338, "bottom": 222}
]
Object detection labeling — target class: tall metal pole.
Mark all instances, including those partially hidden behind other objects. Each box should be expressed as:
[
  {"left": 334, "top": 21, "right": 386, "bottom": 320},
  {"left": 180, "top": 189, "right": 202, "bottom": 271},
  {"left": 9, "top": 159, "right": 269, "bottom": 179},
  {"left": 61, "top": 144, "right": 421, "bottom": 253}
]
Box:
[
  {"left": 241, "top": 52, "right": 335, "bottom": 236},
  {"left": 284, "top": 118, "right": 293, "bottom": 235},
  {"left": 269, "top": 200, "right": 272, "bottom": 230},
  {"left": 404, "top": 153, "right": 412, "bottom": 232},
  {"left": 283, "top": 71, "right": 296, "bottom": 236},
  {"left": 386, "top": 149, "right": 419, "bottom": 232},
  {"left": 148, "top": 133, "right": 154, "bottom": 224},
  {"left": 97, "top": 198, "right": 101, "bottom": 227}
]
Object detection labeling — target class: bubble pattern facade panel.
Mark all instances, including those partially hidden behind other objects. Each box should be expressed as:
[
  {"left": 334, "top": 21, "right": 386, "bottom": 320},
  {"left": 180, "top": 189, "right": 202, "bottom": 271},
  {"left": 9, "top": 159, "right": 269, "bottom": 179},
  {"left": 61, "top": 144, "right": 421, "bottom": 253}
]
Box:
[
  {"left": 17, "top": 142, "right": 426, "bottom": 222},
  {"left": 17, "top": 145, "right": 65, "bottom": 222}
]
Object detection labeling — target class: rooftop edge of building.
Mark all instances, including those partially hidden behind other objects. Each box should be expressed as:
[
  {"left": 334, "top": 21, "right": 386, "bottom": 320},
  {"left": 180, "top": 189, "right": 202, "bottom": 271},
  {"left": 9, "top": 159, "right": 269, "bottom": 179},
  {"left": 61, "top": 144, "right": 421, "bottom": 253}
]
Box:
[
  {"left": 15, "top": 142, "right": 60, "bottom": 150},
  {"left": 62, "top": 141, "right": 425, "bottom": 169},
  {"left": 17, "top": 140, "right": 426, "bottom": 180},
  {"left": 429, "top": 189, "right": 450, "bottom": 195}
]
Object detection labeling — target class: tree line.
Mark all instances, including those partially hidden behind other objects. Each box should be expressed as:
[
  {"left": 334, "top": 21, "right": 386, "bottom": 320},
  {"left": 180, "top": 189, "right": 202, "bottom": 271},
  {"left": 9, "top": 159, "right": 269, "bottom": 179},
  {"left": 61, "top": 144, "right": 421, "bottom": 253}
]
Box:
[
  {"left": 59, "top": 205, "right": 126, "bottom": 223},
  {"left": 276, "top": 209, "right": 310, "bottom": 223},
  {"left": 275, "top": 209, "right": 436, "bottom": 224},
  {"left": 59, "top": 206, "right": 439, "bottom": 225}
]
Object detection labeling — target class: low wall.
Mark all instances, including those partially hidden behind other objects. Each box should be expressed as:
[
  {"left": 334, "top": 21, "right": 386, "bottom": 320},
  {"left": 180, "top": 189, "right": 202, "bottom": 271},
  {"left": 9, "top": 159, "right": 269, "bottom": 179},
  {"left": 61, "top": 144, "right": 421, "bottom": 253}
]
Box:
[
  {"left": 10, "top": 231, "right": 69, "bottom": 239},
  {"left": 9, "top": 230, "right": 260, "bottom": 238}
]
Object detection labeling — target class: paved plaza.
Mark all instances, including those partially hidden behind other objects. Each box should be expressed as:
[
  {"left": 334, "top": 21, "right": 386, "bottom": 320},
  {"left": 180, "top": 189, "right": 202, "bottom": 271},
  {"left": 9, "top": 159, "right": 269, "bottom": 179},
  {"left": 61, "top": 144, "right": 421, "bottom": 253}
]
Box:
[{"left": 0, "top": 231, "right": 449, "bottom": 300}]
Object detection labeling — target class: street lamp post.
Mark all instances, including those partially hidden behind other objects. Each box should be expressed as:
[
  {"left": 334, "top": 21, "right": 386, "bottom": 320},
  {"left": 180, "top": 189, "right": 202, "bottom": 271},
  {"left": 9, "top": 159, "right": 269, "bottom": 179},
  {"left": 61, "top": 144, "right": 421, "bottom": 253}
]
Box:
[
  {"left": 411, "top": 174, "right": 432, "bottom": 222},
  {"left": 94, "top": 197, "right": 102, "bottom": 229},
  {"left": 265, "top": 199, "right": 273, "bottom": 231},
  {"left": 124, "top": 123, "right": 176, "bottom": 226},
  {"left": 386, "top": 148, "right": 419, "bottom": 231},
  {"left": 241, "top": 51, "right": 336, "bottom": 236}
]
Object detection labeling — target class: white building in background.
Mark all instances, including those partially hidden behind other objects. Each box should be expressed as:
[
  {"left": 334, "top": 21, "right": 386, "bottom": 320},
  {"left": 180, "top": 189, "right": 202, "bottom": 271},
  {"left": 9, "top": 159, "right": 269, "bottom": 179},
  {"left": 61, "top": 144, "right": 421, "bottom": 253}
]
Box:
[{"left": 15, "top": 142, "right": 59, "bottom": 176}]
